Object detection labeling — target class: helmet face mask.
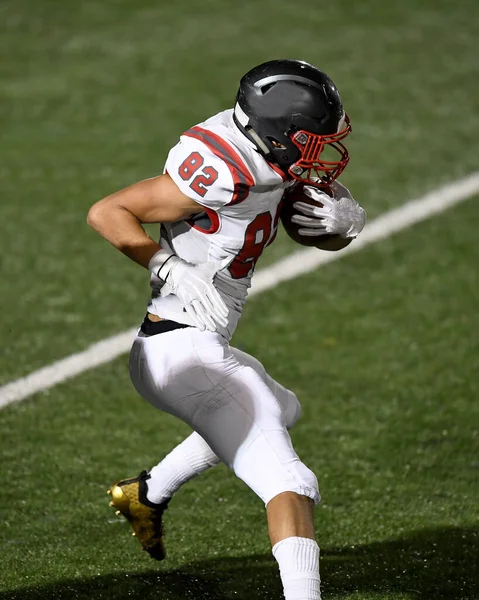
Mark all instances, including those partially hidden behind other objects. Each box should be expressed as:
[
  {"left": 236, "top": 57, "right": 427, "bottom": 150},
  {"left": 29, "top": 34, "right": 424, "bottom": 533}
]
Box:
[
  {"left": 288, "top": 114, "right": 351, "bottom": 186},
  {"left": 234, "top": 59, "right": 351, "bottom": 186}
]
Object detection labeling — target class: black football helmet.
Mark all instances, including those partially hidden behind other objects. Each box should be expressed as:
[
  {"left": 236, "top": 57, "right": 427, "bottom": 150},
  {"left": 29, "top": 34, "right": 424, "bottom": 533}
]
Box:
[{"left": 233, "top": 59, "right": 351, "bottom": 186}]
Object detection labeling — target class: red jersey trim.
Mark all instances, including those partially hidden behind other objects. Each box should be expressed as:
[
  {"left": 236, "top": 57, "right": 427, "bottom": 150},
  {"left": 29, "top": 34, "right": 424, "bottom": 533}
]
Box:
[
  {"left": 184, "top": 126, "right": 255, "bottom": 206},
  {"left": 267, "top": 161, "right": 289, "bottom": 182},
  {"left": 186, "top": 206, "right": 220, "bottom": 235}
]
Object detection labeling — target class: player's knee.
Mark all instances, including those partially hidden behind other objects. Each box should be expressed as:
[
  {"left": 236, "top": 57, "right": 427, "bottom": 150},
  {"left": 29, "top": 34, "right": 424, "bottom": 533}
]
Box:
[
  {"left": 293, "top": 461, "right": 320, "bottom": 504},
  {"left": 261, "top": 461, "right": 320, "bottom": 506},
  {"left": 283, "top": 390, "right": 302, "bottom": 429},
  {"left": 303, "top": 465, "right": 320, "bottom": 501},
  {"left": 233, "top": 431, "right": 321, "bottom": 506}
]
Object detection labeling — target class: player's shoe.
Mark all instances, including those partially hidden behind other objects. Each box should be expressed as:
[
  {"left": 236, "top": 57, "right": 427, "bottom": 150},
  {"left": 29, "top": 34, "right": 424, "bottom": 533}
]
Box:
[{"left": 107, "top": 470, "right": 169, "bottom": 560}]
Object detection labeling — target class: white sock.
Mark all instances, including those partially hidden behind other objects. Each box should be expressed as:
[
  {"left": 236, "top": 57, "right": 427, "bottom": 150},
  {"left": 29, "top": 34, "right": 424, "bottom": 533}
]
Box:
[
  {"left": 146, "top": 432, "right": 220, "bottom": 504},
  {"left": 272, "top": 536, "right": 321, "bottom": 600}
]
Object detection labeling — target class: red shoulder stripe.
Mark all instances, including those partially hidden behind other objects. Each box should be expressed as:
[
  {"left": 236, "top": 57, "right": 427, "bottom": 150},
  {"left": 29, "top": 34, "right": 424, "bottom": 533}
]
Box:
[{"left": 183, "top": 126, "right": 254, "bottom": 205}]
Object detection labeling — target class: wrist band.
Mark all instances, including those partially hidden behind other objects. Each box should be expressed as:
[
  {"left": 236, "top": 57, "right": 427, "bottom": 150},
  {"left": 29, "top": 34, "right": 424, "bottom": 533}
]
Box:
[{"left": 148, "top": 249, "right": 174, "bottom": 279}]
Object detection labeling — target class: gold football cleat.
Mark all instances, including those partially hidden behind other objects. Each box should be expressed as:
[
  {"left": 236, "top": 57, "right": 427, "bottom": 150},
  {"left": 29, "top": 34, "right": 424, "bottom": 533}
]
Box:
[{"left": 107, "top": 470, "right": 169, "bottom": 560}]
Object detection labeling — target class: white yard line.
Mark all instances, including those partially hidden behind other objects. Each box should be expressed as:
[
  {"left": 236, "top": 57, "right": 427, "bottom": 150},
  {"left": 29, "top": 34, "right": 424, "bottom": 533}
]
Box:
[{"left": 1, "top": 172, "right": 479, "bottom": 409}]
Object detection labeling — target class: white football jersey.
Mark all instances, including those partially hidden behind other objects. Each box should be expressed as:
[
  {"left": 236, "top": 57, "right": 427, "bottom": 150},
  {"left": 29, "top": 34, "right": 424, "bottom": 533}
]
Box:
[{"left": 148, "top": 109, "right": 293, "bottom": 339}]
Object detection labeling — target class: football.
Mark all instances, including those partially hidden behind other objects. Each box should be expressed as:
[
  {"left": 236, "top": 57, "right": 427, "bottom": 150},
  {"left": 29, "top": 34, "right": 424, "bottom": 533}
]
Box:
[{"left": 281, "top": 182, "right": 345, "bottom": 249}]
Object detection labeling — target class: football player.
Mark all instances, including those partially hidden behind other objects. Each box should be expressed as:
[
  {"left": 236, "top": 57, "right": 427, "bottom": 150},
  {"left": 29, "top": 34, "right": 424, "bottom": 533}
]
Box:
[{"left": 88, "top": 59, "right": 366, "bottom": 600}]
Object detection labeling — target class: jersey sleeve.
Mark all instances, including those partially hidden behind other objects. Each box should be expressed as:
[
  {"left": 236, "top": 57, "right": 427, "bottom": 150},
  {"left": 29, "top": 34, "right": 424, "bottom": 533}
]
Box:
[
  {"left": 165, "top": 126, "right": 254, "bottom": 211},
  {"left": 165, "top": 137, "right": 235, "bottom": 211}
]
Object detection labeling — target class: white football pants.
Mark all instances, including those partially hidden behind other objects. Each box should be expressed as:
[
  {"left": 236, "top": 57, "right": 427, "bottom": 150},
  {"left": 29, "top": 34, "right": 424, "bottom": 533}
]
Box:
[{"left": 129, "top": 327, "right": 320, "bottom": 505}]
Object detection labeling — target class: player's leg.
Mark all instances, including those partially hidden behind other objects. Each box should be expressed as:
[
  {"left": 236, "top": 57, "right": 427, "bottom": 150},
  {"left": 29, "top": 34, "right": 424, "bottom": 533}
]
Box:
[
  {"left": 267, "top": 492, "right": 320, "bottom": 600},
  {"left": 145, "top": 431, "right": 220, "bottom": 504},
  {"left": 125, "top": 328, "right": 321, "bottom": 598},
  {"left": 230, "top": 347, "right": 302, "bottom": 429},
  {"left": 221, "top": 372, "right": 319, "bottom": 598},
  {"left": 145, "top": 345, "right": 301, "bottom": 504},
  {"left": 230, "top": 347, "right": 320, "bottom": 597},
  {"left": 168, "top": 334, "right": 321, "bottom": 600},
  {"left": 108, "top": 328, "right": 222, "bottom": 559}
]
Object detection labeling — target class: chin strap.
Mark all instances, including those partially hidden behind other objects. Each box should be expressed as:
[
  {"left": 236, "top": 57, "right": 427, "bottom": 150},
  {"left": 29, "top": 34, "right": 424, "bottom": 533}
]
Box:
[
  {"left": 233, "top": 104, "right": 272, "bottom": 157},
  {"left": 247, "top": 127, "right": 272, "bottom": 156}
]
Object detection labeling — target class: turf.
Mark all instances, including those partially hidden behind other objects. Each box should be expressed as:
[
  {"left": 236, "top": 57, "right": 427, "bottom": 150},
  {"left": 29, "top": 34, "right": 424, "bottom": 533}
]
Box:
[
  {"left": 1, "top": 199, "right": 478, "bottom": 600},
  {"left": 1, "top": 0, "right": 479, "bottom": 382},
  {"left": 1, "top": 0, "right": 479, "bottom": 599}
]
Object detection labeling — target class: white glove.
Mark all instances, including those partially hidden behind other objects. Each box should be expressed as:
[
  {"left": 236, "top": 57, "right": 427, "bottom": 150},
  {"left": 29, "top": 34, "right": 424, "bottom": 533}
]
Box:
[
  {"left": 291, "top": 180, "right": 367, "bottom": 239},
  {"left": 149, "top": 251, "right": 229, "bottom": 332}
]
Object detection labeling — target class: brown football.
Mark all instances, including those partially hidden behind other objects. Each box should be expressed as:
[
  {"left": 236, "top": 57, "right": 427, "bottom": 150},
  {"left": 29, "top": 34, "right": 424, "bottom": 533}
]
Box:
[{"left": 281, "top": 182, "right": 343, "bottom": 249}]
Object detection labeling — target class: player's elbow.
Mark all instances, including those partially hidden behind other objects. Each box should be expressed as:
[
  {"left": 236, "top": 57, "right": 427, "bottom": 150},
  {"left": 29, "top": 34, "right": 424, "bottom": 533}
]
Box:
[{"left": 87, "top": 202, "right": 106, "bottom": 232}]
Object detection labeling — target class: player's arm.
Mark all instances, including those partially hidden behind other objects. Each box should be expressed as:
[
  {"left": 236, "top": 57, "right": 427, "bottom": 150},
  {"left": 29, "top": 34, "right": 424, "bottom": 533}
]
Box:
[
  {"left": 87, "top": 173, "right": 203, "bottom": 269},
  {"left": 87, "top": 173, "right": 228, "bottom": 332}
]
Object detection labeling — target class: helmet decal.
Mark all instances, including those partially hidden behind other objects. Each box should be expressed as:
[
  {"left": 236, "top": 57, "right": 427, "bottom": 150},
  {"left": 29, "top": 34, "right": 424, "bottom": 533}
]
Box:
[{"left": 253, "top": 74, "right": 324, "bottom": 93}]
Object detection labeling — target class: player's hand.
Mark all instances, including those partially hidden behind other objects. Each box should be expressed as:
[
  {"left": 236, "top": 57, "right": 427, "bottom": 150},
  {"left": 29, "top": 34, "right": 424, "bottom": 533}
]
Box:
[
  {"left": 150, "top": 253, "right": 229, "bottom": 332},
  {"left": 292, "top": 181, "right": 367, "bottom": 239},
  {"left": 161, "top": 258, "right": 229, "bottom": 332}
]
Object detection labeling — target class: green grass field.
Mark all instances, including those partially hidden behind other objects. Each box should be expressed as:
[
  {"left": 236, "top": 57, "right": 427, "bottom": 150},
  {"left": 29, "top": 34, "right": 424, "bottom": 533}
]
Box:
[{"left": 1, "top": 1, "right": 478, "bottom": 598}]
